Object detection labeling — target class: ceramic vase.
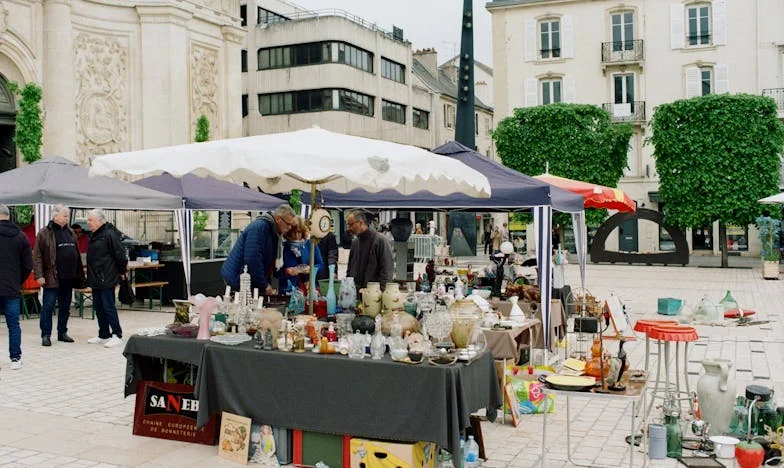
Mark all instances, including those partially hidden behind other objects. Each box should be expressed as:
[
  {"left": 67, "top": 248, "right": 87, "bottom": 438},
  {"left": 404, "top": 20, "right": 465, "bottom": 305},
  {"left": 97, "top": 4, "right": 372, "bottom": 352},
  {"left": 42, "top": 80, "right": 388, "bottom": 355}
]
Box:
[
  {"left": 697, "top": 358, "right": 736, "bottom": 436},
  {"left": 325, "top": 264, "right": 337, "bottom": 316},
  {"left": 338, "top": 277, "right": 357, "bottom": 314},
  {"left": 382, "top": 282, "right": 403, "bottom": 314},
  {"left": 362, "top": 282, "right": 382, "bottom": 318}
]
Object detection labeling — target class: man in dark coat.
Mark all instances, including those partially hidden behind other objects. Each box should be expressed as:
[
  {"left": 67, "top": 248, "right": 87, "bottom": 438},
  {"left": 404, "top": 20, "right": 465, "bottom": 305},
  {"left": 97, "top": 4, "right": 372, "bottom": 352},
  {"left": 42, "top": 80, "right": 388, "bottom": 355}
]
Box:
[
  {"left": 33, "top": 204, "right": 85, "bottom": 346},
  {"left": 86, "top": 208, "right": 128, "bottom": 348},
  {"left": 346, "top": 210, "right": 393, "bottom": 289},
  {"left": 316, "top": 228, "right": 339, "bottom": 280},
  {"left": 221, "top": 204, "right": 297, "bottom": 294},
  {"left": 0, "top": 204, "right": 33, "bottom": 370}
]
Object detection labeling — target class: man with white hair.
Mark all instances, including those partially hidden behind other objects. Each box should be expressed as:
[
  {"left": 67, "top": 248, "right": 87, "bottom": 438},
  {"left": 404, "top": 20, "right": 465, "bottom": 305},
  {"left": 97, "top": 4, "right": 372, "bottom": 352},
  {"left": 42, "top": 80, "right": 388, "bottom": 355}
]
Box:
[
  {"left": 0, "top": 204, "right": 33, "bottom": 370},
  {"left": 85, "top": 209, "right": 127, "bottom": 348},
  {"left": 33, "top": 204, "right": 85, "bottom": 346}
]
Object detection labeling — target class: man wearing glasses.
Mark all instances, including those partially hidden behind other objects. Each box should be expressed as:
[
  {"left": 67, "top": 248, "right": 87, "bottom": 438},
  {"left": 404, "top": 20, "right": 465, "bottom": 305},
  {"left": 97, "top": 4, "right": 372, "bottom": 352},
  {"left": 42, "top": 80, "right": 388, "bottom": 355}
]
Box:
[
  {"left": 345, "top": 210, "right": 393, "bottom": 289},
  {"left": 221, "top": 204, "right": 297, "bottom": 295}
]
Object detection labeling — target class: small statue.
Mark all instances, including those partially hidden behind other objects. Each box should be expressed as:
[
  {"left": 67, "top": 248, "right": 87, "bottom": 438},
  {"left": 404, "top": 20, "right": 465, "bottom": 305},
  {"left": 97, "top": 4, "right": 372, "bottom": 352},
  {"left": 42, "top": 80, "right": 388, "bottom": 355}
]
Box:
[{"left": 608, "top": 338, "right": 628, "bottom": 391}]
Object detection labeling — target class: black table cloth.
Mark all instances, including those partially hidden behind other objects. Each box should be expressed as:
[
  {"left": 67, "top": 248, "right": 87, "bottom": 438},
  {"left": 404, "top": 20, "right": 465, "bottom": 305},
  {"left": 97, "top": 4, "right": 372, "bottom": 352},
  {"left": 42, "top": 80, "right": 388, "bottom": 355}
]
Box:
[{"left": 123, "top": 335, "right": 209, "bottom": 396}]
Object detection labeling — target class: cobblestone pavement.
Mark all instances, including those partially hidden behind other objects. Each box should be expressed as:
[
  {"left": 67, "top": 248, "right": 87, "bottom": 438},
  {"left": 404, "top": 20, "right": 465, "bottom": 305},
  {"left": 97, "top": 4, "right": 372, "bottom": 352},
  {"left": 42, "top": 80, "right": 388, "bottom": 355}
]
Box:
[{"left": 0, "top": 262, "right": 781, "bottom": 467}]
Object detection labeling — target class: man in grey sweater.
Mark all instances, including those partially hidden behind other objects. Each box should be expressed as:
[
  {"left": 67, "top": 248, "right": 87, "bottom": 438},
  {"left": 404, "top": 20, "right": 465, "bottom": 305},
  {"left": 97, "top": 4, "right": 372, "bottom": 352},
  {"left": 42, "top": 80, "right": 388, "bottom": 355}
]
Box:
[{"left": 345, "top": 210, "right": 393, "bottom": 289}]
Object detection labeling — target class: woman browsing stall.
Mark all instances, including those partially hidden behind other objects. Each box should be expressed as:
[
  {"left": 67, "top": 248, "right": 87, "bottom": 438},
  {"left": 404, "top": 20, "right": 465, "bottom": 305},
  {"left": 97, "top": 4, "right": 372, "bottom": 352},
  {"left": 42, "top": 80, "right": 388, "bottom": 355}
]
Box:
[{"left": 277, "top": 217, "right": 324, "bottom": 294}]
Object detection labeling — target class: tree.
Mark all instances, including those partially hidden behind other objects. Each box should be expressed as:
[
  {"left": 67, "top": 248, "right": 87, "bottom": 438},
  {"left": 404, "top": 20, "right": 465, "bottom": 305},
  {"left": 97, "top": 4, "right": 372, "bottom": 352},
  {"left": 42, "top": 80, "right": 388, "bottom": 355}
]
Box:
[
  {"left": 493, "top": 103, "right": 633, "bottom": 226},
  {"left": 194, "top": 114, "right": 210, "bottom": 143},
  {"left": 7, "top": 82, "right": 43, "bottom": 226},
  {"left": 193, "top": 115, "right": 211, "bottom": 231},
  {"left": 649, "top": 94, "right": 784, "bottom": 267}
]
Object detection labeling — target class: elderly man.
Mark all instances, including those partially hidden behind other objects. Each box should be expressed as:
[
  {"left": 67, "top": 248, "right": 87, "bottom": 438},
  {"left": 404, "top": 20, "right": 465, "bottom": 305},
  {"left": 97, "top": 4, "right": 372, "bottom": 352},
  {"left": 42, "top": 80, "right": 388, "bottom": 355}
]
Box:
[
  {"left": 221, "top": 204, "right": 297, "bottom": 294},
  {"left": 86, "top": 209, "right": 127, "bottom": 348},
  {"left": 345, "top": 210, "right": 393, "bottom": 289},
  {"left": 0, "top": 204, "right": 33, "bottom": 370},
  {"left": 33, "top": 205, "right": 86, "bottom": 346}
]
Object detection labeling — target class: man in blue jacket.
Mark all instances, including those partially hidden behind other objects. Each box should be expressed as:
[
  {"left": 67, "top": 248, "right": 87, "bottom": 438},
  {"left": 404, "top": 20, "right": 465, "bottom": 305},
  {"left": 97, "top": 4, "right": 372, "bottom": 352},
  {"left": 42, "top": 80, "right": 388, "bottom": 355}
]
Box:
[
  {"left": 0, "top": 204, "right": 33, "bottom": 370},
  {"left": 221, "top": 204, "right": 297, "bottom": 295}
]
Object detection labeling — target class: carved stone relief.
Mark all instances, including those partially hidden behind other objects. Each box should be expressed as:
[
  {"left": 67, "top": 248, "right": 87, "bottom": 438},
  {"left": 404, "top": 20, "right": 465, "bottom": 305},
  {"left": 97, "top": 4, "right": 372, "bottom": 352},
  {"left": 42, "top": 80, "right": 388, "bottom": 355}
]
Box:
[
  {"left": 190, "top": 44, "right": 219, "bottom": 139},
  {"left": 74, "top": 32, "right": 128, "bottom": 163}
]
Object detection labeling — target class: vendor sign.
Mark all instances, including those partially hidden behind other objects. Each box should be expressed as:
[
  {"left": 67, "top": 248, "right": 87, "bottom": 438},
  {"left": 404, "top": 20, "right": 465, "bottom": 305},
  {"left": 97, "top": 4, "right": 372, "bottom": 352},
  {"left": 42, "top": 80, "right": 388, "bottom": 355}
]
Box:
[{"left": 133, "top": 381, "right": 216, "bottom": 445}]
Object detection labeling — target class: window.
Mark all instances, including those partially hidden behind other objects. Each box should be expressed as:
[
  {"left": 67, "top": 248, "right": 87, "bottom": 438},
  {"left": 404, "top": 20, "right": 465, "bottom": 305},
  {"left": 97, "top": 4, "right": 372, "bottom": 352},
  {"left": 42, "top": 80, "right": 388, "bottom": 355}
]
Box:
[
  {"left": 485, "top": 117, "right": 492, "bottom": 135},
  {"left": 241, "top": 50, "right": 247, "bottom": 73},
  {"left": 258, "top": 7, "right": 289, "bottom": 25},
  {"left": 611, "top": 12, "right": 634, "bottom": 51},
  {"left": 382, "top": 100, "right": 405, "bottom": 124},
  {"left": 539, "top": 19, "right": 561, "bottom": 59},
  {"left": 240, "top": 4, "right": 247, "bottom": 27},
  {"left": 258, "top": 89, "right": 333, "bottom": 115},
  {"left": 687, "top": 4, "right": 710, "bottom": 46},
  {"left": 258, "top": 42, "right": 372, "bottom": 73},
  {"left": 381, "top": 58, "right": 405, "bottom": 84},
  {"left": 444, "top": 104, "right": 456, "bottom": 128},
  {"left": 338, "top": 90, "right": 374, "bottom": 116},
  {"left": 541, "top": 78, "right": 562, "bottom": 105},
  {"left": 613, "top": 74, "right": 634, "bottom": 104},
  {"left": 412, "top": 108, "right": 429, "bottom": 129},
  {"left": 700, "top": 67, "right": 712, "bottom": 95},
  {"left": 475, "top": 113, "right": 479, "bottom": 135},
  {"left": 242, "top": 94, "right": 248, "bottom": 117}
]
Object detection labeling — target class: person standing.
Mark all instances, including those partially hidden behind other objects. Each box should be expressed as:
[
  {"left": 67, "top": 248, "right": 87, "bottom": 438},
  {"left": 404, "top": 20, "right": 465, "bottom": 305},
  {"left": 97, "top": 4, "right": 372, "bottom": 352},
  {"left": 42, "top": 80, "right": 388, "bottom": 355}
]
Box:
[
  {"left": 316, "top": 225, "right": 338, "bottom": 281},
  {"left": 501, "top": 222, "right": 510, "bottom": 243},
  {"left": 345, "top": 210, "right": 393, "bottom": 289},
  {"left": 85, "top": 209, "right": 127, "bottom": 348},
  {"left": 221, "top": 204, "right": 296, "bottom": 294},
  {"left": 277, "top": 216, "right": 324, "bottom": 293},
  {"left": 492, "top": 225, "right": 502, "bottom": 253},
  {"left": 483, "top": 224, "right": 493, "bottom": 255},
  {"left": 0, "top": 204, "right": 33, "bottom": 370},
  {"left": 33, "top": 205, "right": 85, "bottom": 346},
  {"left": 71, "top": 223, "right": 90, "bottom": 254}
]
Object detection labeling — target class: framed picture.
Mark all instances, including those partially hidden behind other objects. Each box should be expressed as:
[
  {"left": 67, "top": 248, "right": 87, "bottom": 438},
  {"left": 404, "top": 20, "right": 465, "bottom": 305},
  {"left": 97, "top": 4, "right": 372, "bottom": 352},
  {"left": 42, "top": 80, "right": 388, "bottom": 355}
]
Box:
[
  {"left": 218, "top": 411, "right": 252, "bottom": 464},
  {"left": 504, "top": 382, "right": 523, "bottom": 427}
]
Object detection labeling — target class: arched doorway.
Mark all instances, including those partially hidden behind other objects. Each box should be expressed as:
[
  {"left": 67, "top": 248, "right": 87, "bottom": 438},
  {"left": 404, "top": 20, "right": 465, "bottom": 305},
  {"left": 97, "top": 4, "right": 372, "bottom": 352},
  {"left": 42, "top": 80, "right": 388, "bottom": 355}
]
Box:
[{"left": 0, "top": 74, "right": 16, "bottom": 173}]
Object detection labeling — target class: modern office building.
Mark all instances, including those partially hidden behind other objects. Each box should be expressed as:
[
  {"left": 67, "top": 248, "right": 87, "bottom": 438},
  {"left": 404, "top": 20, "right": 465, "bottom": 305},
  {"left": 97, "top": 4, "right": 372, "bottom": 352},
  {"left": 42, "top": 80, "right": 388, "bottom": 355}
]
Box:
[
  {"left": 487, "top": 0, "right": 784, "bottom": 256},
  {"left": 242, "top": 1, "right": 494, "bottom": 156},
  {"left": 0, "top": 0, "right": 244, "bottom": 171}
]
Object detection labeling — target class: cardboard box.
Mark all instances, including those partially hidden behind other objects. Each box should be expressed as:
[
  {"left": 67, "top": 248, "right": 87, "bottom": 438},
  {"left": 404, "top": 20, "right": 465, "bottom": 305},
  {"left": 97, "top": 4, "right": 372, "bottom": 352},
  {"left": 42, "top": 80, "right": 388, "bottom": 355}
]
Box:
[{"left": 350, "top": 438, "right": 436, "bottom": 468}]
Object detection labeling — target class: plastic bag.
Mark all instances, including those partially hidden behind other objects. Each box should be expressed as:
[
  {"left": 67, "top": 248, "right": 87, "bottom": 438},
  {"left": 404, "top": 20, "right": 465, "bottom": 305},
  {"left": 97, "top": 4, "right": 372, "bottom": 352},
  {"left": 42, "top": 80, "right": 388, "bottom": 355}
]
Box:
[{"left": 118, "top": 277, "right": 135, "bottom": 306}]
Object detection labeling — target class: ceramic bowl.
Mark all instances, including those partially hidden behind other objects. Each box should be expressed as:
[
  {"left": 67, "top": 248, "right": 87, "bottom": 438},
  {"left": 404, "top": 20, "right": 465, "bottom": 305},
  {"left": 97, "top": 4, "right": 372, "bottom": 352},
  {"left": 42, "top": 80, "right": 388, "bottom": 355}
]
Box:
[
  {"left": 710, "top": 436, "right": 739, "bottom": 459},
  {"left": 473, "top": 289, "right": 492, "bottom": 300},
  {"left": 390, "top": 348, "right": 408, "bottom": 360}
]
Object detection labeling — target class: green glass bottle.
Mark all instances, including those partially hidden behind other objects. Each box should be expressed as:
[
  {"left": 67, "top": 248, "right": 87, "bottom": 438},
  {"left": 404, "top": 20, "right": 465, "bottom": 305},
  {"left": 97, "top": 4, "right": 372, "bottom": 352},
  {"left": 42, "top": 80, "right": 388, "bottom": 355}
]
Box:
[
  {"left": 720, "top": 290, "right": 738, "bottom": 312},
  {"left": 665, "top": 411, "right": 683, "bottom": 458}
]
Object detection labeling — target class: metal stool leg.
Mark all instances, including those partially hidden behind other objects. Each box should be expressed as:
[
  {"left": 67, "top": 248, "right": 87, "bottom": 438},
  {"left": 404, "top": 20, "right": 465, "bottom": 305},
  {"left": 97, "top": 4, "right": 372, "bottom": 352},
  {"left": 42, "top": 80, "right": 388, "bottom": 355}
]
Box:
[
  {"left": 675, "top": 341, "right": 682, "bottom": 412},
  {"left": 684, "top": 342, "right": 694, "bottom": 414},
  {"left": 664, "top": 341, "right": 672, "bottom": 398},
  {"left": 646, "top": 339, "right": 664, "bottom": 420}
]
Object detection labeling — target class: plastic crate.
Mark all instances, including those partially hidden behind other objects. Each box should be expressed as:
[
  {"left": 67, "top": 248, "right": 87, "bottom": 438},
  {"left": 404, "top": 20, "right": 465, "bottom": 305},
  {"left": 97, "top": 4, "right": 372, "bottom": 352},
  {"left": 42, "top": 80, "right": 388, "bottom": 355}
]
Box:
[{"left": 657, "top": 298, "right": 683, "bottom": 316}]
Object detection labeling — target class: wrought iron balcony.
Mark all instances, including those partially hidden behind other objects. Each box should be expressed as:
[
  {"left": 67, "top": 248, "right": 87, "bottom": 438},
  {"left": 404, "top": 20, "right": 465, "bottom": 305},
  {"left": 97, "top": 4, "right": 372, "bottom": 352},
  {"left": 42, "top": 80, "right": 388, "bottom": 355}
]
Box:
[
  {"left": 601, "top": 40, "right": 644, "bottom": 63},
  {"left": 602, "top": 101, "right": 646, "bottom": 123},
  {"left": 762, "top": 88, "right": 784, "bottom": 114}
]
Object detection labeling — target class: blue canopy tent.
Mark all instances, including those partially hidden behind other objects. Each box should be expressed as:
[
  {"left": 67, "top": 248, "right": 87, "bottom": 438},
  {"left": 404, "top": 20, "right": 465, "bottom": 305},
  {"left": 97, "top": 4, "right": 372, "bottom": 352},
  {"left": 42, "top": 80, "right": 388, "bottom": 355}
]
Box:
[
  {"left": 134, "top": 173, "right": 285, "bottom": 296},
  {"left": 316, "top": 141, "right": 586, "bottom": 355}
]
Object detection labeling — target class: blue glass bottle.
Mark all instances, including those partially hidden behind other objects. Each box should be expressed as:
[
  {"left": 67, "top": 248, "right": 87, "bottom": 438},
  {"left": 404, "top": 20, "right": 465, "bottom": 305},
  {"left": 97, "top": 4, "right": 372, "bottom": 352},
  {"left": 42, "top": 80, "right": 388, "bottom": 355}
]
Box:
[{"left": 326, "top": 264, "right": 337, "bottom": 316}]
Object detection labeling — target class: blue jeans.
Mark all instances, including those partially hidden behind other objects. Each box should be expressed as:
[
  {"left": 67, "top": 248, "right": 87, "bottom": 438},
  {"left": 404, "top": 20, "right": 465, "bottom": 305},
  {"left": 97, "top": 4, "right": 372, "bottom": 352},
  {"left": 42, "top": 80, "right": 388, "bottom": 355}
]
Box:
[
  {"left": 0, "top": 296, "right": 22, "bottom": 360},
  {"left": 40, "top": 279, "right": 74, "bottom": 337},
  {"left": 93, "top": 287, "right": 122, "bottom": 339}
]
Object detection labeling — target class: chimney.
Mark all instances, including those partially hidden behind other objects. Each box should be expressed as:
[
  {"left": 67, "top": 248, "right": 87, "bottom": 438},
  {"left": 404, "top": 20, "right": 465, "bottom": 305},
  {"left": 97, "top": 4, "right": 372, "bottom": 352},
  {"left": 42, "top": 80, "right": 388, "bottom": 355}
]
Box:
[{"left": 413, "top": 48, "right": 438, "bottom": 77}]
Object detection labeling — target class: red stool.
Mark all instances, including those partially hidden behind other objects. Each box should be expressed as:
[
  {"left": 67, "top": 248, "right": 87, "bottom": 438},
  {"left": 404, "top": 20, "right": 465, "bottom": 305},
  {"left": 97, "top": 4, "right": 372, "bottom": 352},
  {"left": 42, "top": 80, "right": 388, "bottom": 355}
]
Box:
[
  {"left": 633, "top": 319, "right": 679, "bottom": 374},
  {"left": 648, "top": 325, "right": 699, "bottom": 415}
]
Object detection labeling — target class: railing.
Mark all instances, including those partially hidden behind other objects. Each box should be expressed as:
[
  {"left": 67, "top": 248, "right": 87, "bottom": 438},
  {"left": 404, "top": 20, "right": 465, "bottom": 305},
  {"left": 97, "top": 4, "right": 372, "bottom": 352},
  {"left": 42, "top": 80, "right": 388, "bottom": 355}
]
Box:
[
  {"left": 687, "top": 34, "right": 712, "bottom": 46},
  {"left": 539, "top": 48, "right": 561, "bottom": 59},
  {"left": 762, "top": 88, "right": 784, "bottom": 113},
  {"left": 602, "top": 101, "right": 646, "bottom": 123},
  {"left": 601, "top": 40, "right": 644, "bottom": 63},
  {"left": 257, "top": 8, "right": 410, "bottom": 44},
  {"left": 408, "top": 234, "right": 445, "bottom": 262}
]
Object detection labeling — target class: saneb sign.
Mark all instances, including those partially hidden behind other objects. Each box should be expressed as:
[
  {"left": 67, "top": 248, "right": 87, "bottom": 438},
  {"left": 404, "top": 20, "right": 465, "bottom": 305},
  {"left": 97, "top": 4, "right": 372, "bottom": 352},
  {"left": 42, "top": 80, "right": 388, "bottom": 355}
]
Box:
[
  {"left": 133, "top": 381, "right": 216, "bottom": 445},
  {"left": 146, "top": 388, "right": 199, "bottom": 415}
]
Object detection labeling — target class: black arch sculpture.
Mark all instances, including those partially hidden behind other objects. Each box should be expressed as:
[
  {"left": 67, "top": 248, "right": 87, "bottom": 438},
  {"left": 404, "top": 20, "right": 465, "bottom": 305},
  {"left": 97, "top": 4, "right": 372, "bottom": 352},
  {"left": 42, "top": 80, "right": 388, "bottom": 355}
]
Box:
[{"left": 590, "top": 208, "right": 689, "bottom": 266}]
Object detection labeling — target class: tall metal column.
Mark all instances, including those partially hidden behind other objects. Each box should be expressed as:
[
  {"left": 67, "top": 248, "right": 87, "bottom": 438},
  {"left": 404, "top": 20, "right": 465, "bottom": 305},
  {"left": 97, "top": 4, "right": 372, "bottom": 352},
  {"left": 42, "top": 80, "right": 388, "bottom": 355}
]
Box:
[{"left": 454, "top": 0, "right": 476, "bottom": 149}]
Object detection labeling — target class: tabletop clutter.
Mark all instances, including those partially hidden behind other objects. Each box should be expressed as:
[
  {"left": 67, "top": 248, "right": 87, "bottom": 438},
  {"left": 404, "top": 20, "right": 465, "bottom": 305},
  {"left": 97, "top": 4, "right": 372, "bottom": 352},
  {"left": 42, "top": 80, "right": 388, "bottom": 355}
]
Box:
[{"left": 149, "top": 264, "right": 539, "bottom": 467}]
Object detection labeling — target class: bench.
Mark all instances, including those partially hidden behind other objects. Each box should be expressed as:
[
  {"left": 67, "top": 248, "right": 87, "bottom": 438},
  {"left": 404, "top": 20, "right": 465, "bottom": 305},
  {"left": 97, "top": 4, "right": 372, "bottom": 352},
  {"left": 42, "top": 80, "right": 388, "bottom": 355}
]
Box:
[
  {"left": 74, "top": 287, "right": 94, "bottom": 320},
  {"left": 20, "top": 289, "right": 40, "bottom": 319},
  {"left": 132, "top": 281, "right": 169, "bottom": 310}
]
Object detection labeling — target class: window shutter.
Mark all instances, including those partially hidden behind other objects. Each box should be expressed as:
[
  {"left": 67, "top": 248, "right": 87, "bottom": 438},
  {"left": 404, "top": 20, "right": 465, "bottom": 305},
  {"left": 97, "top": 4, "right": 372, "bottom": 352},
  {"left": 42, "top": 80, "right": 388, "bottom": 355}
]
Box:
[
  {"left": 685, "top": 67, "right": 701, "bottom": 98},
  {"left": 670, "top": 4, "right": 684, "bottom": 49},
  {"left": 562, "top": 15, "right": 574, "bottom": 59},
  {"left": 524, "top": 78, "right": 538, "bottom": 107},
  {"left": 713, "top": 0, "right": 727, "bottom": 46},
  {"left": 524, "top": 19, "right": 537, "bottom": 62},
  {"left": 715, "top": 64, "right": 729, "bottom": 93},
  {"left": 564, "top": 75, "right": 576, "bottom": 103}
]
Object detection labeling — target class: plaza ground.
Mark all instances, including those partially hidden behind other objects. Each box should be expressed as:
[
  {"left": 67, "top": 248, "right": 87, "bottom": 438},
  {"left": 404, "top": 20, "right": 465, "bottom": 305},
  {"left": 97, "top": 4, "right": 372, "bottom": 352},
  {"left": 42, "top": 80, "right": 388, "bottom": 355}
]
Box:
[{"left": 0, "top": 259, "right": 781, "bottom": 467}]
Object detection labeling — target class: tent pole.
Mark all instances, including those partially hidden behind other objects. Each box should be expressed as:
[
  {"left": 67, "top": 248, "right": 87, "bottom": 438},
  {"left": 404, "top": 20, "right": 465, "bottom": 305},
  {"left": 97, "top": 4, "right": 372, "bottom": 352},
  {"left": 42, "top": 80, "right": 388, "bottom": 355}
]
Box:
[{"left": 308, "top": 184, "right": 317, "bottom": 315}]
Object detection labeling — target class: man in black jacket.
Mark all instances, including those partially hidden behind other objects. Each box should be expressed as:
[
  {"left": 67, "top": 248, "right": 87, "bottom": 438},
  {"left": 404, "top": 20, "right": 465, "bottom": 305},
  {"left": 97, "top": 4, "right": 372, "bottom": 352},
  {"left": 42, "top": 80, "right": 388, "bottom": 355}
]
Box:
[
  {"left": 0, "top": 204, "right": 33, "bottom": 370},
  {"left": 346, "top": 210, "right": 393, "bottom": 289},
  {"left": 85, "top": 209, "right": 128, "bottom": 348}
]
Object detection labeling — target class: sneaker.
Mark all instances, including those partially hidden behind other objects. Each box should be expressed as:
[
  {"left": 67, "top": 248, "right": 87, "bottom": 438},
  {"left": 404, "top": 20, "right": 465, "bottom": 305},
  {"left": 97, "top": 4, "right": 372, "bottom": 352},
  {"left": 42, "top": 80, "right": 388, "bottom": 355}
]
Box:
[
  {"left": 104, "top": 335, "right": 123, "bottom": 348},
  {"left": 10, "top": 359, "right": 22, "bottom": 370},
  {"left": 87, "top": 336, "right": 108, "bottom": 345}
]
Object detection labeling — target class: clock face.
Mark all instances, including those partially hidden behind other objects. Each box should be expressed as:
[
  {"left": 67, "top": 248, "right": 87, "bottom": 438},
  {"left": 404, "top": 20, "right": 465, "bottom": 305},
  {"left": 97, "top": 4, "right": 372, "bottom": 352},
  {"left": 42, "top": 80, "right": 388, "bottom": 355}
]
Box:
[{"left": 319, "top": 215, "right": 330, "bottom": 233}]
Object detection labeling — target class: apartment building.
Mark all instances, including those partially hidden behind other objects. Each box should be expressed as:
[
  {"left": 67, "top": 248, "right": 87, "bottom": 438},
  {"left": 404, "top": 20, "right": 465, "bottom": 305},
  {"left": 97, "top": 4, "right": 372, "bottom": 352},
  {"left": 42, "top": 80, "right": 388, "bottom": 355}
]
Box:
[
  {"left": 487, "top": 0, "right": 784, "bottom": 256},
  {"left": 240, "top": 1, "right": 494, "bottom": 155}
]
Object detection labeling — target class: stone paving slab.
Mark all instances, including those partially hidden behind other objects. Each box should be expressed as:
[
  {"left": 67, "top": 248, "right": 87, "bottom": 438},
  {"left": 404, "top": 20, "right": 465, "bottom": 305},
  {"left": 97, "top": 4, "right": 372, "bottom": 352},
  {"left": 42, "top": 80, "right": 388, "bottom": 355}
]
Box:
[{"left": 0, "top": 261, "right": 781, "bottom": 467}]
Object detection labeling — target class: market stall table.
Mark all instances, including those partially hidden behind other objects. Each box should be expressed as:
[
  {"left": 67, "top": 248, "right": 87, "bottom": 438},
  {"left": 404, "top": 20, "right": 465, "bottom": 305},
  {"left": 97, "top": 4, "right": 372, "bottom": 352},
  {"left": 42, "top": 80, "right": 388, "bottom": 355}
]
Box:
[
  {"left": 194, "top": 340, "right": 501, "bottom": 458},
  {"left": 123, "top": 335, "right": 208, "bottom": 397}
]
